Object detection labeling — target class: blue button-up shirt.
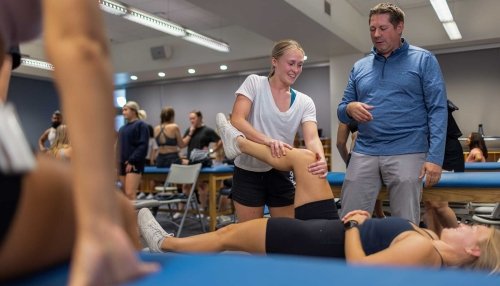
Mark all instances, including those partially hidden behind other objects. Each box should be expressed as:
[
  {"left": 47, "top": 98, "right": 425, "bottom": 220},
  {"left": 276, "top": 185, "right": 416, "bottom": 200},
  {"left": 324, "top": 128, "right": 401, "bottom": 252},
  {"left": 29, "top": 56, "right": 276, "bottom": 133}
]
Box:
[{"left": 337, "top": 39, "right": 447, "bottom": 165}]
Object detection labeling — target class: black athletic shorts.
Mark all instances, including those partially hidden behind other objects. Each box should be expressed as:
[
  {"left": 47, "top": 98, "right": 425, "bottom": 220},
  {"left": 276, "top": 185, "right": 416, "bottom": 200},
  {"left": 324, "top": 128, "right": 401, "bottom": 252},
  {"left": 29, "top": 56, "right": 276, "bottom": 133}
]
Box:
[
  {"left": 442, "top": 138, "right": 464, "bottom": 172},
  {"left": 156, "top": 153, "right": 182, "bottom": 168},
  {"left": 266, "top": 217, "right": 345, "bottom": 258},
  {"left": 0, "top": 173, "right": 23, "bottom": 246},
  {"left": 231, "top": 166, "right": 295, "bottom": 207},
  {"left": 295, "top": 199, "right": 339, "bottom": 220},
  {"left": 118, "top": 161, "right": 145, "bottom": 176}
]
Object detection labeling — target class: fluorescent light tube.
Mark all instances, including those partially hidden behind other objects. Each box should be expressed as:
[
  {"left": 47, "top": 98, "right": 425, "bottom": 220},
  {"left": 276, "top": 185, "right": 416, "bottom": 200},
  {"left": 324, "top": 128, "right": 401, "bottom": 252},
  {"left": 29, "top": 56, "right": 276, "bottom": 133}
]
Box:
[
  {"left": 442, "top": 21, "right": 462, "bottom": 40},
  {"left": 20, "top": 58, "right": 54, "bottom": 71},
  {"left": 99, "top": 0, "right": 127, "bottom": 16},
  {"left": 100, "top": 0, "right": 230, "bottom": 53},
  {"left": 183, "top": 30, "right": 230, "bottom": 53},
  {"left": 430, "top": 0, "right": 454, "bottom": 22},
  {"left": 124, "top": 8, "right": 186, "bottom": 37}
]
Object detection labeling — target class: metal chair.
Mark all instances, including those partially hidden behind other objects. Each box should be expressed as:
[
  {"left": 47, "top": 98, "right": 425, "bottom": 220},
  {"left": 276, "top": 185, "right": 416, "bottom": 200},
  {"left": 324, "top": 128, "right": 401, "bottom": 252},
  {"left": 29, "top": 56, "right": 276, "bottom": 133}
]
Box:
[
  {"left": 472, "top": 202, "right": 500, "bottom": 225},
  {"left": 156, "top": 163, "right": 206, "bottom": 236}
]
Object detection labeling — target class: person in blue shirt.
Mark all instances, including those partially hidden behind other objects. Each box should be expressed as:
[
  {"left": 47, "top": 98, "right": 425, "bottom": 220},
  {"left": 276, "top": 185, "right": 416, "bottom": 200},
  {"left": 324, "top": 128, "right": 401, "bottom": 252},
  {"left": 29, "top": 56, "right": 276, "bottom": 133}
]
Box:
[{"left": 337, "top": 3, "right": 447, "bottom": 223}]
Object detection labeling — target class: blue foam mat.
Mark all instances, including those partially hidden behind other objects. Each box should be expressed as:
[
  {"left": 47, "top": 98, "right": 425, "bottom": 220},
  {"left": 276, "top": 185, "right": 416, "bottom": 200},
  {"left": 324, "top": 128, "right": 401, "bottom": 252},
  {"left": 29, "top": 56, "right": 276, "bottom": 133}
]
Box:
[{"left": 6, "top": 253, "right": 500, "bottom": 285}]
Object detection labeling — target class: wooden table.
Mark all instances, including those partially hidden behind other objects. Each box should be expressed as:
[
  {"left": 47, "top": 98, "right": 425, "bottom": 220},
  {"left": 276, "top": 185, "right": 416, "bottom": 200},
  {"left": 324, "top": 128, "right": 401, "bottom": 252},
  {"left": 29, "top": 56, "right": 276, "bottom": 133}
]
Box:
[
  {"left": 328, "top": 171, "right": 500, "bottom": 202},
  {"left": 142, "top": 165, "right": 234, "bottom": 231}
]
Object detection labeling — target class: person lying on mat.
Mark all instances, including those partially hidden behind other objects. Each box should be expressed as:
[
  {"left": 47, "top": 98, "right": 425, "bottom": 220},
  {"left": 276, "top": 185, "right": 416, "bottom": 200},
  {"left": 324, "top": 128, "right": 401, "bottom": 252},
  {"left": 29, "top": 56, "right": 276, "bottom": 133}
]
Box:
[
  {"left": 137, "top": 113, "right": 500, "bottom": 274},
  {"left": 0, "top": 1, "right": 157, "bottom": 284}
]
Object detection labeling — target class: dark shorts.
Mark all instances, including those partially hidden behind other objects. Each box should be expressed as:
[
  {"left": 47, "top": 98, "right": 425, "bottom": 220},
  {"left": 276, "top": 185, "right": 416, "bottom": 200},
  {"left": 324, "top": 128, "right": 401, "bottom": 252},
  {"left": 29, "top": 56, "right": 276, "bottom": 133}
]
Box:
[
  {"left": 0, "top": 173, "right": 23, "bottom": 246},
  {"left": 231, "top": 166, "right": 295, "bottom": 207},
  {"left": 156, "top": 153, "right": 182, "bottom": 168},
  {"left": 266, "top": 216, "right": 345, "bottom": 258},
  {"left": 443, "top": 138, "right": 464, "bottom": 172},
  {"left": 295, "top": 199, "right": 339, "bottom": 220},
  {"left": 118, "top": 161, "right": 145, "bottom": 176}
]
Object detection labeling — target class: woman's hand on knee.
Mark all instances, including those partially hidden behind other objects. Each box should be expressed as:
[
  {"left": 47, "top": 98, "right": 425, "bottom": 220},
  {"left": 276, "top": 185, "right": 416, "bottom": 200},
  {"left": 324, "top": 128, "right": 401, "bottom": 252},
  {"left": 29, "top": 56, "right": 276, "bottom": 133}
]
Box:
[
  {"left": 266, "top": 138, "right": 292, "bottom": 158},
  {"left": 307, "top": 153, "right": 328, "bottom": 178}
]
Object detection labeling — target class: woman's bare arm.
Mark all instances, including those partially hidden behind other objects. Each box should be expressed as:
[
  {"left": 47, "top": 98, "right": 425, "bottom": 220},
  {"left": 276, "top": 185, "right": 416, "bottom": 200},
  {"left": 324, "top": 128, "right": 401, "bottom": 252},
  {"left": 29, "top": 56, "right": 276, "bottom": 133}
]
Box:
[{"left": 43, "top": 0, "right": 157, "bottom": 284}]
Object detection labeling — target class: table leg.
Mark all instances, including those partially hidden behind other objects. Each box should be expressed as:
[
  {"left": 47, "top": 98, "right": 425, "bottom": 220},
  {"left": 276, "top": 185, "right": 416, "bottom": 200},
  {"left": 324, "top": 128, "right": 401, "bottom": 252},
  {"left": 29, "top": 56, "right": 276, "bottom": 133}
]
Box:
[{"left": 208, "top": 176, "right": 217, "bottom": 231}]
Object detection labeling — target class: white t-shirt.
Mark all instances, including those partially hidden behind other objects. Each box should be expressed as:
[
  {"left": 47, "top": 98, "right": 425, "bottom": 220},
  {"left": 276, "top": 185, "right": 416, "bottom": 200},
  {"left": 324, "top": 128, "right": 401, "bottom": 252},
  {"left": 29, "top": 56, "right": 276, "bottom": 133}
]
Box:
[
  {"left": 48, "top": 127, "right": 57, "bottom": 146},
  {"left": 234, "top": 74, "right": 317, "bottom": 172},
  {"left": 146, "top": 137, "right": 158, "bottom": 160}
]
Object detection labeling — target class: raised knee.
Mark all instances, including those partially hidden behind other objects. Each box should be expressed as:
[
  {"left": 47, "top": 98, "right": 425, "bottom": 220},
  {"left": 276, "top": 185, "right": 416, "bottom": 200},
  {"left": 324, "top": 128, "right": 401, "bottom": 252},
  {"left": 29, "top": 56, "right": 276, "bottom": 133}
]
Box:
[{"left": 297, "top": 149, "right": 316, "bottom": 163}]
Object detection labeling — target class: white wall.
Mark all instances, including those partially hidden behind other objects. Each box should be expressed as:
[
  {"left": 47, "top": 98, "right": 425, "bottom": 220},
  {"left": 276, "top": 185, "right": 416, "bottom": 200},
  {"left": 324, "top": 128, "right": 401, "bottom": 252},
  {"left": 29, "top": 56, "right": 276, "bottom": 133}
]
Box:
[
  {"left": 437, "top": 48, "right": 500, "bottom": 145},
  {"left": 329, "top": 53, "right": 363, "bottom": 172},
  {"left": 126, "top": 66, "right": 331, "bottom": 137}
]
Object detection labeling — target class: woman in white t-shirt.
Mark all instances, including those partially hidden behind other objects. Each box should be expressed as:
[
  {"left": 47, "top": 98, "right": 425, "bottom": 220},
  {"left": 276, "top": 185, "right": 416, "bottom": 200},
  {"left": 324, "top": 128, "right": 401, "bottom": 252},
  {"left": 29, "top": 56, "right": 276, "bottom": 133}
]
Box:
[{"left": 230, "top": 39, "right": 335, "bottom": 222}]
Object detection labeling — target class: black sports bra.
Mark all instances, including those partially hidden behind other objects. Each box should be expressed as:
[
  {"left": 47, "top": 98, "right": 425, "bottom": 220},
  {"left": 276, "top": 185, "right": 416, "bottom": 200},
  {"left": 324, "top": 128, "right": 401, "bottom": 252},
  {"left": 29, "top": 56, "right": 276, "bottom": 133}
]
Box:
[
  {"left": 359, "top": 217, "right": 444, "bottom": 267},
  {"left": 155, "top": 126, "right": 178, "bottom": 147}
]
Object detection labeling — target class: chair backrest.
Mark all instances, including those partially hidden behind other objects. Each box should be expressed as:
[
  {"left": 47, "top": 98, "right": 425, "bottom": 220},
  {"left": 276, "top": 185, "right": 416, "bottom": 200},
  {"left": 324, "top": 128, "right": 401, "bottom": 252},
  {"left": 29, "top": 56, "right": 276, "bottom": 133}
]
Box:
[
  {"left": 166, "top": 163, "right": 202, "bottom": 185},
  {"left": 491, "top": 202, "right": 500, "bottom": 219}
]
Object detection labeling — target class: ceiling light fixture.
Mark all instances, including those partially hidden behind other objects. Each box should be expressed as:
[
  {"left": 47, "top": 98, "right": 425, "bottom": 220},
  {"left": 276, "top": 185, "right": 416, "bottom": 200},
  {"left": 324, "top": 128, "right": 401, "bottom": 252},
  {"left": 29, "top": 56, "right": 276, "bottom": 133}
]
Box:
[
  {"left": 184, "top": 30, "right": 230, "bottom": 53},
  {"left": 99, "top": 0, "right": 127, "bottom": 16},
  {"left": 130, "top": 75, "right": 138, "bottom": 80},
  {"left": 98, "top": 0, "right": 229, "bottom": 52},
  {"left": 219, "top": 65, "right": 228, "bottom": 71},
  {"left": 20, "top": 57, "right": 54, "bottom": 71},
  {"left": 188, "top": 68, "right": 196, "bottom": 74},
  {"left": 429, "top": 0, "right": 462, "bottom": 40},
  {"left": 123, "top": 8, "right": 185, "bottom": 37},
  {"left": 158, "top": 72, "right": 166, "bottom": 77},
  {"left": 442, "top": 21, "right": 462, "bottom": 40}
]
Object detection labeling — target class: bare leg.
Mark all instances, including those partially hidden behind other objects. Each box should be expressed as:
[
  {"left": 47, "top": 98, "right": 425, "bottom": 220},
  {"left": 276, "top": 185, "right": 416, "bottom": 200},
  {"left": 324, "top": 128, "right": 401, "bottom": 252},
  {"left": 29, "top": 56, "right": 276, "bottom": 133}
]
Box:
[
  {"left": 197, "top": 181, "right": 208, "bottom": 210},
  {"left": 235, "top": 204, "right": 294, "bottom": 223},
  {"left": 0, "top": 55, "right": 12, "bottom": 103},
  {"left": 0, "top": 156, "right": 140, "bottom": 280},
  {"left": 161, "top": 218, "right": 268, "bottom": 253},
  {"left": 234, "top": 203, "right": 266, "bottom": 222},
  {"left": 373, "top": 200, "right": 386, "bottom": 218},
  {"left": 124, "top": 173, "right": 142, "bottom": 200},
  {"left": 269, "top": 205, "right": 294, "bottom": 218},
  {"left": 423, "top": 201, "right": 458, "bottom": 236},
  {"left": 237, "top": 137, "right": 334, "bottom": 208}
]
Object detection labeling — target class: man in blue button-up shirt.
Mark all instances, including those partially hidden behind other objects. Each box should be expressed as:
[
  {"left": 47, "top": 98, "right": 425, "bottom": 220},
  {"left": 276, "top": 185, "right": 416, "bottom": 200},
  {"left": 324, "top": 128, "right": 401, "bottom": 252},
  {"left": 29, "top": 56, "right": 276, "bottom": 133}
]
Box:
[{"left": 337, "top": 3, "right": 447, "bottom": 223}]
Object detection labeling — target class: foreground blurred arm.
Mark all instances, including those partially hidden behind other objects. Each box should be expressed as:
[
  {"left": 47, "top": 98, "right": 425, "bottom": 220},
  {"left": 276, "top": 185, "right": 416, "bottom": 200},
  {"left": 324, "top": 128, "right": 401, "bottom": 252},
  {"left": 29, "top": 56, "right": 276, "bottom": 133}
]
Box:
[
  {"left": 0, "top": 54, "right": 11, "bottom": 103},
  {"left": 43, "top": 0, "right": 157, "bottom": 285}
]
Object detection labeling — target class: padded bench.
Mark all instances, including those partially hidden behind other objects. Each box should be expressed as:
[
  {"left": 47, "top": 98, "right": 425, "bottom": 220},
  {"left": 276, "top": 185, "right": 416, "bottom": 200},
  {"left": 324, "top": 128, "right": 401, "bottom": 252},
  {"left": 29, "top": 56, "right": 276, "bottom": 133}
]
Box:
[
  {"left": 328, "top": 171, "right": 500, "bottom": 202},
  {"left": 8, "top": 253, "right": 500, "bottom": 285},
  {"left": 465, "top": 162, "right": 500, "bottom": 172}
]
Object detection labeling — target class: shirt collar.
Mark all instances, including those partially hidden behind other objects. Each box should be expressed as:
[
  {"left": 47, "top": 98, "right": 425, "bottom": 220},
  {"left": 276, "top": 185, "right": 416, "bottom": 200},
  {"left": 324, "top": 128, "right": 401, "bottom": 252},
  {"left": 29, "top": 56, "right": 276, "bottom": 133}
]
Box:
[{"left": 372, "top": 38, "right": 409, "bottom": 59}]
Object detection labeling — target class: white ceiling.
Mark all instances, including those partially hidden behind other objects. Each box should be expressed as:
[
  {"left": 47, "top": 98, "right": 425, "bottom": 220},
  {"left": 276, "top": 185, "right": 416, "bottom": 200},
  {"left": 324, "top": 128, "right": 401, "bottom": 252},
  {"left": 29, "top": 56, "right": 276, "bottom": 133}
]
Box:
[{"left": 14, "top": 0, "right": 500, "bottom": 86}]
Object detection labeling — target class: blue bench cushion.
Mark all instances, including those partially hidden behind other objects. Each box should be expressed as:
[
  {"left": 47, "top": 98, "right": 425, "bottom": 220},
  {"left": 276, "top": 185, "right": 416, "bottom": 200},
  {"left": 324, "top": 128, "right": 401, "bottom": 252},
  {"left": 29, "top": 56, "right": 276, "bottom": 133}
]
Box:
[
  {"left": 327, "top": 171, "right": 500, "bottom": 188},
  {"left": 8, "top": 253, "right": 500, "bottom": 286},
  {"left": 465, "top": 162, "right": 500, "bottom": 171},
  {"left": 144, "top": 165, "right": 234, "bottom": 174}
]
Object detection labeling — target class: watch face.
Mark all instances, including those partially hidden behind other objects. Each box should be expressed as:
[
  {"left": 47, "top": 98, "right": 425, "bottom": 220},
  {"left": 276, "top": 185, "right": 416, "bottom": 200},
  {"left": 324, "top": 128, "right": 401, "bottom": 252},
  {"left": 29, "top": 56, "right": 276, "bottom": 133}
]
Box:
[{"left": 344, "top": 220, "right": 359, "bottom": 229}]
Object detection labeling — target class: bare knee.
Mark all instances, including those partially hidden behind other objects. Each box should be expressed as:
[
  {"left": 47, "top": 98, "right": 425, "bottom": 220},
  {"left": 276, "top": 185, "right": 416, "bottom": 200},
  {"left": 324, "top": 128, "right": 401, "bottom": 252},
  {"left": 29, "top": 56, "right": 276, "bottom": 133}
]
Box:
[
  {"left": 296, "top": 149, "right": 316, "bottom": 163},
  {"left": 215, "top": 223, "right": 242, "bottom": 248}
]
